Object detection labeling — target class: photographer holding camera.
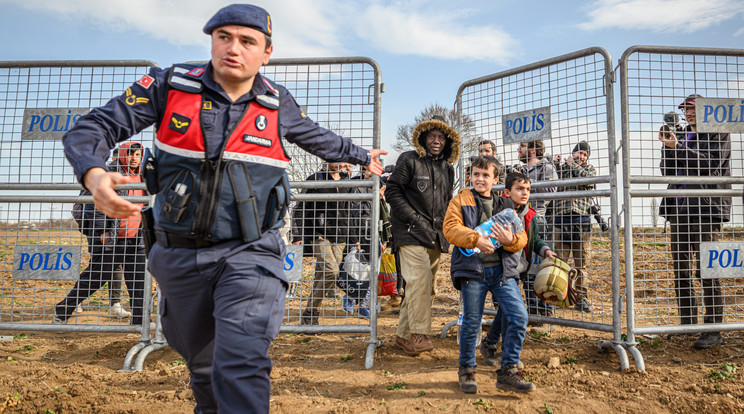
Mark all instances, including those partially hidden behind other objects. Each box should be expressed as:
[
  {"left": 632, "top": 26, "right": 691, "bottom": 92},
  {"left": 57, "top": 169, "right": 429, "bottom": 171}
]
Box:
[
  {"left": 551, "top": 140, "right": 596, "bottom": 313},
  {"left": 658, "top": 94, "right": 731, "bottom": 350}
]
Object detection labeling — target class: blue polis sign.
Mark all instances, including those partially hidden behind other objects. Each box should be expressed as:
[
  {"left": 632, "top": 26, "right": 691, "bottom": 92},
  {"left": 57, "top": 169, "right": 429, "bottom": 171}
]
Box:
[
  {"left": 700, "top": 242, "right": 744, "bottom": 279},
  {"left": 12, "top": 245, "right": 81, "bottom": 280},
  {"left": 696, "top": 98, "right": 744, "bottom": 134},
  {"left": 502, "top": 106, "right": 551, "bottom": 145},
  {"left": 21, "top": 108, "right": 89, "bottom": 141}
]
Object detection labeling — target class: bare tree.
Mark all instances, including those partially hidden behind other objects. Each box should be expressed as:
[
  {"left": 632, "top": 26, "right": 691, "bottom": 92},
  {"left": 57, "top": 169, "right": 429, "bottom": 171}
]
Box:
[{"left": 393, "top": 103, "right": 476, "bottom": 154}]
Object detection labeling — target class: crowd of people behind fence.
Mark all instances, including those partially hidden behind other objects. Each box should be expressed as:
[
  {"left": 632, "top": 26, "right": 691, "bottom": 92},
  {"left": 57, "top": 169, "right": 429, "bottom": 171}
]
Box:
[{"left": 55, "top": 2, "right": 734, "bottom": 410}]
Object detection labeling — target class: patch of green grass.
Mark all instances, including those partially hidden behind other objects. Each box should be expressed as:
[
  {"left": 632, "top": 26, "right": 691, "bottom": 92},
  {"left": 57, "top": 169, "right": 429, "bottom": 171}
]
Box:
[
  {"left": 530, "top": 331, "right": 551, "bottom": 339},
  {"left": 7, "top": 356, "right": 17, "bottom": 362},
  {"left": 16, "top": 345, "right": 33, "bottom": 354},
  {"left": 53, "top": 388, "right": 62, "bottom": 393},
  {"left": 544, "top": 403, "right": 555, "bottom": 414},
  {"left": 340, "top": 355, "right": 352, "bottom": 362},
  {"left": 383, "top": 370, "right": 392, "bottom": 376},
  {"left": 93, "top": 351, "right": 99, "bottom": 359},
  {"left": 386, "top": 381, "right": 407, "bottom": 390},
  {"left": 298, "top": 336, "right": 312, "bottom": 344},
  {"left": 168, "top": 358, "right": 185, "bottom": 367},
  {"left": 563, "top": 357, "right": 577, "bottom": 365},
  {"left": 415, "top": 391, "right": 427, "bottom": 397},
  {"left": 556, "top": 335, "right": 571, "bottom": 344},
  {"left": 473, "top": 399, "right": 490, "bottom": 407},
  {"left": 708, "top": 362, "right": 738, "bottom": 382},
  {"left": 13, "top": 333, "right": 27, "bottom": 340},
  {"left": 378, "top": 400, "right": 386, "bottom": 406}
]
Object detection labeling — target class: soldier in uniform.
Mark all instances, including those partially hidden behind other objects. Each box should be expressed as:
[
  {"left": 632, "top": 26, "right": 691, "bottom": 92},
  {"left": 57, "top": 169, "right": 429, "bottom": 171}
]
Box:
[{"left": 61, "top": 4, "right": 384, "bottom": 413}]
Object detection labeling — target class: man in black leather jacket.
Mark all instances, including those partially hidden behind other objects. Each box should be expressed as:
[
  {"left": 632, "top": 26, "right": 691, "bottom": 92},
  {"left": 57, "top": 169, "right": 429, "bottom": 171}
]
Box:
[{"left": 386, "top": 116, "right": 460, "bottom": 355}]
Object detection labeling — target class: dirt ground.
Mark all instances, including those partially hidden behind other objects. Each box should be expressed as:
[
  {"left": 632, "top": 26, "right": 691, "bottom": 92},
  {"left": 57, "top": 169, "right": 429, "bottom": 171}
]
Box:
[
  {"left": 2, "top": 226, "right": 744, "bottom": 413},
  {"left": 2, "top": 293, "right": 744, "bottom": 413}
]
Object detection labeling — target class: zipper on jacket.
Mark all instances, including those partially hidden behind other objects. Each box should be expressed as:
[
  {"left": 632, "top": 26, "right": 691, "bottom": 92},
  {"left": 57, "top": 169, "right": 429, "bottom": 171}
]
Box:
[{"left": 191, "top": 96, "right": 252, "bottom": 239}]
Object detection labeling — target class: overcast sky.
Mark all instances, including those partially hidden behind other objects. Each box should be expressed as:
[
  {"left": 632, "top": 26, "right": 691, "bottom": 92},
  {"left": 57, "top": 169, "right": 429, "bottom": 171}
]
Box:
[{"left": 2, "top": 0, "right": 744, "bottom": 160}]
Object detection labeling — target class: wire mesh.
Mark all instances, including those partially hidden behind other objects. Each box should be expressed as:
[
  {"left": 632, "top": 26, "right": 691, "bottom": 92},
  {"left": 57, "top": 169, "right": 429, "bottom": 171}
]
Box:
[
  {"left": 621, "top": 48, "right": 744, "bottom": 331},
  {"left": 456, "top": 48, "right": 616, "bottom": 329}
]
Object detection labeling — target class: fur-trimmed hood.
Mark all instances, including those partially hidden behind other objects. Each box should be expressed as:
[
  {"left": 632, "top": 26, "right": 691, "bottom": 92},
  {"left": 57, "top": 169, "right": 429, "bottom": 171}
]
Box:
[{"left": 411, "top": 119, "right": 461, "bottom": 165}]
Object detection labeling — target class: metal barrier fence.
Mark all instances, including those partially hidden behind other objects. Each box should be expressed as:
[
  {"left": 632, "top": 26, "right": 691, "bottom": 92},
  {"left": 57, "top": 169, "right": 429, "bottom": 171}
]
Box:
[
  {"left": 263, "top": 58, "right": 383, "bottom": 369},
  {"left": 0, "top": 57, "right": 384, "bottom": 369},
  {"left": 0, "top": 61, "right": 158, "bottom": 371},
  {"left": 619, "top": 46, "right": 744, "bottom": 369},
  {"left": 451, "top": 47, "right": 628, "bottom": 368}
]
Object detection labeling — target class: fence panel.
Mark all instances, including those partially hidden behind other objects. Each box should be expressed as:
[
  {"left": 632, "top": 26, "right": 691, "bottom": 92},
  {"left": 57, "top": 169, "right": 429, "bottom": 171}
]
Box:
[
  {"left": 453, "top": 48, "right": 627, "bottom": 368},
  {"left": 620, "top": 46, "right": 744, "bottom": 369},
  {"left": 0, "top": 57, "right": 384, "bottom": 369},
  {"left": 261, "top": 58, "right": 383, "bottom": 369},
  {"left": 0, "top": 62, "right": 157, "bottom": 357}
]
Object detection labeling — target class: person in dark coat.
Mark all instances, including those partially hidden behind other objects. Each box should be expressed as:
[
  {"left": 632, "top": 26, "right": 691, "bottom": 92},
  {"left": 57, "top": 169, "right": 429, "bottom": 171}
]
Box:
[
  {"left": 658, "top": 93, "right": 731, "bottom": 350},
  {"left": 386, "top": 115, "right": 460, "bottom": 355}
]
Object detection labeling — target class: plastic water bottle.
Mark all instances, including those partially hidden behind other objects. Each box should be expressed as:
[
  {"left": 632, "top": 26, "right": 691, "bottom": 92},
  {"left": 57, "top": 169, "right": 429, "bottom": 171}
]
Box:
[{"left": 470, "top": 208, "right": 523, "bottom": 254}]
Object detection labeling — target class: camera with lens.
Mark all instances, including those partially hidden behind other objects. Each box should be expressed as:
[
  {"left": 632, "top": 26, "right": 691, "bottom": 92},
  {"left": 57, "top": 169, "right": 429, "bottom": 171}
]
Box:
[
  {"left": 504, "top": 163, "right": 528, "bottom": 175},
  {"left": 589, "top": 204, "right": 609, "bottom": 232},
  {"left": 659, "top": 111, "right": 681, "bottom": 137}
]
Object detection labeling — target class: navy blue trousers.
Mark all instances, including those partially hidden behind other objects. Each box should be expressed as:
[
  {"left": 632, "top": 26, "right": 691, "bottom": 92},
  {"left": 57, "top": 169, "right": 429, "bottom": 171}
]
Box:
[{"left": 148, "top": 232, "right": 287, "bottom": 414}]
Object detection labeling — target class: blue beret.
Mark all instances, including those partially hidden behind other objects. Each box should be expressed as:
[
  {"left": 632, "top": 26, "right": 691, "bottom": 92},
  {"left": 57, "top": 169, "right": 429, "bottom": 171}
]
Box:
[{"left": 203, "top": 4, "right": 272, "bottom": 36}]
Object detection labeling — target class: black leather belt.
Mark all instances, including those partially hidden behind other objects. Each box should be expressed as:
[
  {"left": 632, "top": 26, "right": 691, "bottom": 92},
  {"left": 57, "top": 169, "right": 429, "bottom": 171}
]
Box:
[{"left": 155, "top": 231, "right": 223, "bottom": 249}]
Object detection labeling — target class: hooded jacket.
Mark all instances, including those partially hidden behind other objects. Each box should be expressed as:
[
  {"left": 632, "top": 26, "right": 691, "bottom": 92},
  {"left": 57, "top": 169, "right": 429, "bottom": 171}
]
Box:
[
  {"left": 658, "top": 126, "right": 731, "bottom": 222},
  {"left": 386, "top": 118, "right": 460, "bottom": 251},
  {"left": 108, "top": 142, "right": 146, "bottom": 239},
  {"left": 443, "top": 188, "right": 527, "bottom": 290}
]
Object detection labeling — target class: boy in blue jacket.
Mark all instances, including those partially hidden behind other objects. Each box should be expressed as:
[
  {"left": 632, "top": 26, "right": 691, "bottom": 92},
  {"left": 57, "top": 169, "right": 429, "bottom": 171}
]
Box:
[{"left": 443, "top": 156, "right": 532, "bottom": 394}]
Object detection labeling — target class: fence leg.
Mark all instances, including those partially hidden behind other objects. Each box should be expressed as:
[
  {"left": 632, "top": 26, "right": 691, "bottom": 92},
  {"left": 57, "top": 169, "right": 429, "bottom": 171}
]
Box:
[
  {"left": 364, "top": 340, "right": 381, "bottom": 370},
  {"left": 626, "top": 344, "right": 646, "bottom": 371},
  {"left": 598, "top": 340, "right": 629, "bottom": 371}
]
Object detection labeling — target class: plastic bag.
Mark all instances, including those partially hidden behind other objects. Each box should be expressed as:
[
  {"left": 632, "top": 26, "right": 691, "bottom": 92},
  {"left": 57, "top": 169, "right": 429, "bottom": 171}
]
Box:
[
  {"left": 343, "top": 247, "right": 371, "bottom": 281},
  {"left": 377, "top": 252, "right": 398, "bottom": 296}
]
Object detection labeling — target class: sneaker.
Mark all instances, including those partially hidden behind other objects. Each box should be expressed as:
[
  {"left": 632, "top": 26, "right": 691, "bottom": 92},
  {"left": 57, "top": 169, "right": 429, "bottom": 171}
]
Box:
[
  {"left": 342, "top": 295, "right": 354, "bottom": 313},
  {"left": 300, "top": 310, "right": 318, "bottom": 325},
  {"left": 410, "top": 333, "right": 434, "bottom": 353},
  {"left": 394, "top": 335, "right": 420, "bottom": 356},
  {"left": 458, "top": 365, "right": 478, "bottom": 394},
  {"left": 52, "top": 315, "right": 67, "bottom": 324},
  {"left": 496, "top": 364, "right": 535, "bottom": 393},
  {"left": 110, "top": 302, "right": 132, "bottom": 318},
  {"left": 480, "top": 340, "right": 501, "bottom": 366},
  {"left": 358, "top": 291, "right": 372, "bottom": 318},
  {"left": 692, "top": 332, "right": 723, "bottom": 349},
  {"left": 574, "top": 299, "right": 592, "bottom": 313}
]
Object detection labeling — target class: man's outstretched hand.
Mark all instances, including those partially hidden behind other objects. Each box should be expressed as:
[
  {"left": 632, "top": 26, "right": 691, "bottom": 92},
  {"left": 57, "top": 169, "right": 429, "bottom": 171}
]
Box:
[
  {"left": 84, "top": 167, "right": 142, "bottom": 218},
  {"left": 364, "top": 149, "right": 388, "bottom": 176}
]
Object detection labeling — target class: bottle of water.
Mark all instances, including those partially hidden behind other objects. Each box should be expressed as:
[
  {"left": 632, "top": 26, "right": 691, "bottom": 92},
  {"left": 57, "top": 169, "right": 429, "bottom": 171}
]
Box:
[{"left": 470, "top": 208, "right": 523, "bottom": 254}]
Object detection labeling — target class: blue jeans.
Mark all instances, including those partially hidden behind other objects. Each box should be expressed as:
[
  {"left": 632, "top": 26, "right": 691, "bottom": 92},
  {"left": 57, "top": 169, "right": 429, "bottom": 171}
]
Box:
[{"left": 459, "top": 265, "right": 528, "bottom": 368}]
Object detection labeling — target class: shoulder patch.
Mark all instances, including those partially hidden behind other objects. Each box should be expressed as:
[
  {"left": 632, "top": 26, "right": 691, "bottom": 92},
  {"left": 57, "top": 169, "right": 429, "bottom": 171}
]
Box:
[
  {"left": 136, "top": 74, "right": 154, "bottom": 89},
  {"left": 255, "top": 94, "right": 280, "bottom": 110},
  {"left": 168, "top": 64, "right": 205, "bottom": 94},
  {"left": 261, "top": 77, "right": 278, "bottom": 95},
  {"left": 186, "top": 67, "right": 205, "bottom": 78}
]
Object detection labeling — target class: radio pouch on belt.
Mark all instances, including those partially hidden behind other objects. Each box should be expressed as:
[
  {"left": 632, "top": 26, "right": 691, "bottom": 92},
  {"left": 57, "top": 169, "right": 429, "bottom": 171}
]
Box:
[
  {"left": 140, "top": 206, "right": 156, "bottom": 257},
  {"left": 227, "top": 161, "right": 262, "bottom": 243},
  {"left": 141, "top": 147, "right": 159, "bottom": 195},
  {"left": 264, "top": 173, "right": 290, "bottom": 230}
]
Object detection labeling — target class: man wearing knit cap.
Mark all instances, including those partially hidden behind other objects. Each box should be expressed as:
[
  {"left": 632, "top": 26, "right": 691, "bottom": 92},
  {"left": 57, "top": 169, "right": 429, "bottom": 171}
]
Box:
[
  {"left": 551, "top": 140, "right": 596, "bottom": 313},
  {"left": 61, "top": 4, "right": 385, "bottom": 413}
]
